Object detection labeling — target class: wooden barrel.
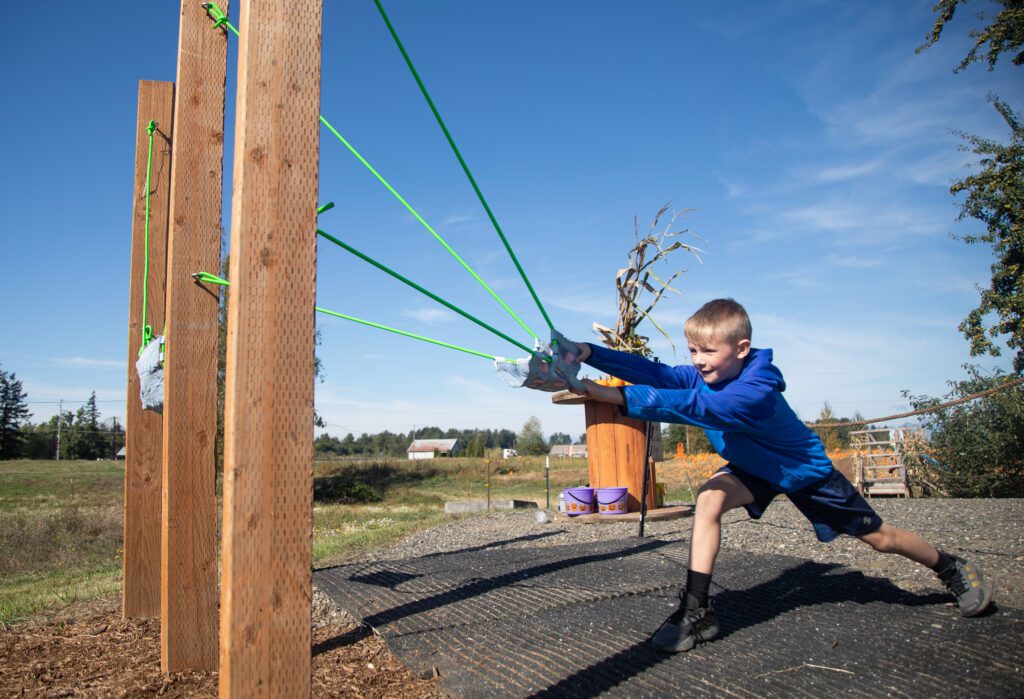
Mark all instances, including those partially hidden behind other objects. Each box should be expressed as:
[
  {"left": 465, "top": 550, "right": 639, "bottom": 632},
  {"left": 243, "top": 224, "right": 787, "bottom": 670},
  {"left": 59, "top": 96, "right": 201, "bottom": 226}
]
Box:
[{"left": 554, "top": 392, "right": 657, "bottom": 512}]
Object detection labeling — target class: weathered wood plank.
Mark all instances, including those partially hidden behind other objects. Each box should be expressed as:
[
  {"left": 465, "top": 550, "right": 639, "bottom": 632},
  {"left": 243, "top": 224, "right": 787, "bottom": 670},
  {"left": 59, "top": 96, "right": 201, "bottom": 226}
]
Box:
[
  {"left": 123, "top": 80, "right": 174, "bottom": 619},
  {"left": 219, "top": 0, "right": 323, "bottom": 695},
  {"left": 161, "top": 0, "right": 229, "bottom": 672}
]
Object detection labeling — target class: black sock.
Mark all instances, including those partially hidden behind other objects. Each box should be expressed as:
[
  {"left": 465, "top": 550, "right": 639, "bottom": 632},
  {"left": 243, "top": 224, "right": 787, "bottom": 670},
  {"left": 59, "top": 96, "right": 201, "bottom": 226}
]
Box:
[
  {"left": 931, "top": 550, "right": 953, "bottom": 576},
  {"left": 686, "top": 569, "right": 712, "bottom": 608}
]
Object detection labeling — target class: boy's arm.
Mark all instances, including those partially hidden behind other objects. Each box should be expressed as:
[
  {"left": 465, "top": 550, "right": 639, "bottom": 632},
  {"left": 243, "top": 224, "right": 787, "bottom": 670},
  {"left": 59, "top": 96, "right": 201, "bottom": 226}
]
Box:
[
  {"left": 615, "top": 380, "right": 777, "bottom": 432},
  {"left": 583, "top": 344, "right": 700, "bottom": 389}
]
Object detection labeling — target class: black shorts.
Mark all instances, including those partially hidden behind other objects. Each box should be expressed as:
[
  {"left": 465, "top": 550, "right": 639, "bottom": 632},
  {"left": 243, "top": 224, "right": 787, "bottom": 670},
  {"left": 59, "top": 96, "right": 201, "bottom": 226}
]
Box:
[{"left": 717, "top": 465, "right": 883, "bottom": 543}]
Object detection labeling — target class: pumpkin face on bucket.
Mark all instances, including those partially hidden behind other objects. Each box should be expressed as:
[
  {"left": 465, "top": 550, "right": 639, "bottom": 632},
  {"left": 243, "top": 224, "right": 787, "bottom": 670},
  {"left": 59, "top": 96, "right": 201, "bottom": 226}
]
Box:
[{"left": 563, "top": 488, "right": 595, "bottom": 516}]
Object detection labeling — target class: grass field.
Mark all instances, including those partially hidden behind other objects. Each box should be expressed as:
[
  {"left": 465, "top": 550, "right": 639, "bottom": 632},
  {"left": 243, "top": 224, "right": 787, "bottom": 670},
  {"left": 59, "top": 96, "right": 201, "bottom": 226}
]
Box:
[{"left": 0, "top": 454, "right": 714, "bottom": 626}]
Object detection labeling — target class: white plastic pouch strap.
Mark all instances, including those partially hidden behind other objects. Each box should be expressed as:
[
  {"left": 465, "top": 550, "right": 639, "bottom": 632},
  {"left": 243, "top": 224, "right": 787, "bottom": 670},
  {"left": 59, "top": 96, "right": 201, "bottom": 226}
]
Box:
[{"left": 135, "top": 335, "right": 165, "bottom": 414}]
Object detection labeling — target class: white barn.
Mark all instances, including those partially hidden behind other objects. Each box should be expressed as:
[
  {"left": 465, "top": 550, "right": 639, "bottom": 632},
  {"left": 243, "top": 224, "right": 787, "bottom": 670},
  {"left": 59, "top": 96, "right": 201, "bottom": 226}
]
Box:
[
  {"left": 549, "top": 444, "right": 587, "bottom": 458},
  {"left": 407, "top": 438, "right": 463, "bottom": 460}
]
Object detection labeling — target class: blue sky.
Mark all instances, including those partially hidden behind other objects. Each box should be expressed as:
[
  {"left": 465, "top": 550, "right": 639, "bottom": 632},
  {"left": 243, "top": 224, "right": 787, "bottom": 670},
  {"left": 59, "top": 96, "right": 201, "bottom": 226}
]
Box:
[{"left": 1, "top": 1, "right": 1019, "bottom": 440}]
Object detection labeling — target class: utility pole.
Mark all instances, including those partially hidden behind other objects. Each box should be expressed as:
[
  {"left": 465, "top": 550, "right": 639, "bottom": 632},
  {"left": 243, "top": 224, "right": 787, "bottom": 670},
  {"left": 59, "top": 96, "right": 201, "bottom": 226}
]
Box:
[{"left": 56, "top": 399, "right": 63, "bottom": 460}]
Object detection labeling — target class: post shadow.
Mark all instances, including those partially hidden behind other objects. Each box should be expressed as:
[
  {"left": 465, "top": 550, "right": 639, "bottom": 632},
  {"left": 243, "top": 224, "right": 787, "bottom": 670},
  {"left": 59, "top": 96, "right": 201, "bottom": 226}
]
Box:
[
  {"left": 528, "top": 560, "right": 950, "bottom": 698},
  {"left": 355, "top": 539, "right": 670, "bottom": 629}
]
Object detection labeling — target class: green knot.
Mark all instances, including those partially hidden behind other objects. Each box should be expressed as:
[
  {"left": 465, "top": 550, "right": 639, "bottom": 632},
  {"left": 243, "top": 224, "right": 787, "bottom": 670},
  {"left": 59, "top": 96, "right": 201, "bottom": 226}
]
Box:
[
  {"left": 140, "top": 324, "right": 153, "bottom": 355},
  {"left": 146, "top": 120, "right": 158, "bottom": 135},
  {"left": 202, "top": 2, "right": 233, "bottom": 32}
]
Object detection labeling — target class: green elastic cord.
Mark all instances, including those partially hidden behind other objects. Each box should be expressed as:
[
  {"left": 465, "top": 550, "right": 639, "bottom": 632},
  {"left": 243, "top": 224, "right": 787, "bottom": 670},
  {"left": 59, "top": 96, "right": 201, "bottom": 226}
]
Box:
[
  {"left": 198, "top": 5, "right": 538, "bottom": 345},
  {"left": 139, "top": 119, "right": 158, "bottom": 355},
  {"left": 192, "top": 272, "right": 230, "bottom": 286},
  {"left": 191, "top": 271, "right": 497, "bottom": 360},
  {"left": 373, "top": 0, "right": 554, "bottom": 333},
  {"left": 202, "top": 2, "right": 239, "bottom": 36},
  {"left": 317, "top": 227, "right": 535, "bottom": 356},
  {"left": 319, "top": 115, "right": 538, "bottom": 343},
  {"left": 314, "top": 307, "right": 496, "bottom": 360}
]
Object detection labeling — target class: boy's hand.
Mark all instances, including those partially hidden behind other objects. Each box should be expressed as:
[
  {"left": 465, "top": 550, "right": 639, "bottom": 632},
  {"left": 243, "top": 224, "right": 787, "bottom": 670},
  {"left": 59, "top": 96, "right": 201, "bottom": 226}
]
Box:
[
  {"left": 551, "top": 329, "right": 589, "bottom": 392},
  {"left": 551, "top": 330, "right": 590, "bottom": 365},
  {"left": 576, "top": 379, "right": 625, "bottom": 405}
]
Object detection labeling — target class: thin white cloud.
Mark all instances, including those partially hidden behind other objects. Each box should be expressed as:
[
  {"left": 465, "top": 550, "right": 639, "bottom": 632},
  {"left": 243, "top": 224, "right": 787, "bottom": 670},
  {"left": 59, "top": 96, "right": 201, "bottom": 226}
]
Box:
[
  {"left": 813, "top": 160, "right": 882, "bottom": 183},
  {"left": 715, "top": 173, "right": 747, "bottom": 199},
  {"left": 827, "top": 253, "right": 883, "bottom": 269},
  {"left": 51, "top": 357, "right": 126, "bottom": 369},
  {"left": 402, "top": 307, "right": 457, "bottom": 324},
  {"left": 757, "top": 197, "right": 950, "bottom": 245},
  {"left": 763, "top": 268, "right": 825, "bottom": 289},
  {"left": 896, "top": 147, "right": 978, "bottom": 187},
  {"left": 440, "top": 212, "right": 478, "bottom": 227},
  {"left": 545, "top": 289, "right": 617, "bottom": 319}
]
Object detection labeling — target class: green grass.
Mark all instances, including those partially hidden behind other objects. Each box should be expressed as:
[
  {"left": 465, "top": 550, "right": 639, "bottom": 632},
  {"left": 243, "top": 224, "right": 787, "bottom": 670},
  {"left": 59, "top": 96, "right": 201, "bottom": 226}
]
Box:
[
  {"left": 0, "top": 500, "right": 124, "bottom": 627},
  {"left": 0, "top": 459, "right": 123, "bottom": 511},
  {"left": 312, "top": 456, "right": 592, "bottom": 508},
  {"left": 312, "top": 503, "right": 450, "bottom": 566},
  {"left": 0, "top": 566, "right": 121, "bottom": 628},
  {"left": 0, "top": 456, "right": 628, "bottom": 625}
]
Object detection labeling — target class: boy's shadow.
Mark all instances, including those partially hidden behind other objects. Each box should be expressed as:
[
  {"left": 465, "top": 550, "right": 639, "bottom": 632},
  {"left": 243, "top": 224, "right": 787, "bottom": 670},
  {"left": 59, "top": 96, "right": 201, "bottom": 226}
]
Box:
[
  {"left": 711, "top": 559, "right": 951, "bottom": 640},
  {"left": 529, "top": 560, "right": 951, "bottom": 698}
]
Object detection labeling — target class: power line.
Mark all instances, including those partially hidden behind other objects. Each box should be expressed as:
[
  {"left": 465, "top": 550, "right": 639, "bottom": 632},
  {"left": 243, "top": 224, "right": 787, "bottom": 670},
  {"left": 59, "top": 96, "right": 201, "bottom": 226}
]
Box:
[
  {"left": 25, "top": 399, "right": 126, "bottom": 405},
  {"left": 809, "top": 376, "right": 1023, "bottom": 428}
]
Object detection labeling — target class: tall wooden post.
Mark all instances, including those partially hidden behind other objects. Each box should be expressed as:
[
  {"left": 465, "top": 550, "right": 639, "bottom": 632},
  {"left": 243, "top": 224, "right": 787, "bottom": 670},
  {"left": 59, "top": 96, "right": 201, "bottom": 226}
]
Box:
[
  {"left": 161, "top": 0, "right": 229, "bottom": 671},
  {"left": 124, "top": 80, "right": 174, "bottom": 618},
  {"left": 219, "top": 0, "right": 322, "bottom": 694}
]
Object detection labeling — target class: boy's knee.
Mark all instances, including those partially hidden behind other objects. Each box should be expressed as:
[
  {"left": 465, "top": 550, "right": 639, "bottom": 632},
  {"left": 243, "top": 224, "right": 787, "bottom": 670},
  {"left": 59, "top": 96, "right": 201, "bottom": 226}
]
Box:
[
  {"left": 695, "top": 486, "right": 728, "bottom": 518},
  {"left": 860, "top": 526, "right": 897, "bottom": 553}
]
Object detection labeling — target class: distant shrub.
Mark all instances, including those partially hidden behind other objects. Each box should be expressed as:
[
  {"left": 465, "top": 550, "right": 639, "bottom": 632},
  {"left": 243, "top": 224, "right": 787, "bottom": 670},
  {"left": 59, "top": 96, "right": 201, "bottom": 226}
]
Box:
[
  {"left": 905, "top": 367, "right": 1023, "bottom": 497},
  {"left": 312, "top": 475, "right": 383, "bottom": 504}
]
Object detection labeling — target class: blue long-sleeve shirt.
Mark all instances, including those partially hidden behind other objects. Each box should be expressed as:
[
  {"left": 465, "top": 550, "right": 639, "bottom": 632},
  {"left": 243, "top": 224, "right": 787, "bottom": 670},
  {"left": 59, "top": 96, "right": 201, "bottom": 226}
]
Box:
[{"left": 585, "top": 344, "right": 834, "bottom": 492}]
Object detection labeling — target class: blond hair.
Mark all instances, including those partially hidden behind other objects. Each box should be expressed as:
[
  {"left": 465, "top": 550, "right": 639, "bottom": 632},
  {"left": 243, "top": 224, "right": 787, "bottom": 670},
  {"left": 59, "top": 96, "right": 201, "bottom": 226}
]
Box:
[{"left": 684, "top": 298, "right": 752, "bottom": 345}]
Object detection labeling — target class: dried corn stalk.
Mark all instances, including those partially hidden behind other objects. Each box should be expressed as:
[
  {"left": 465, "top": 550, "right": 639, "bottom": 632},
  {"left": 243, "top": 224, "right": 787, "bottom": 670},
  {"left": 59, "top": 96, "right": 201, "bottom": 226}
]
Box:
[{"left": 593, "top": 204, "right": 702, "bottom": 357}]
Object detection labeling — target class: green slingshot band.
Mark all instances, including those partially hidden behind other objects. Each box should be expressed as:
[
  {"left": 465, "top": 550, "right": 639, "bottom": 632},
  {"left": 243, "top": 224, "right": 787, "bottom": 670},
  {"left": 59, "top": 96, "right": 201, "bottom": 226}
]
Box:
[
  {"left": 201, "top": 2, "right": 539, "bottom": 345},
  {"left": 139, "top": 119, "right": 158, "bottom": 355},
  {"left": 317, "top": 228, "right": 535, "bottom": 357},
  {"left": 372, "top": 0, "right": 554, "bottom": 333},
  {"left": 314, "top": 307, "right": 497, "bottom": 360},
  {"left": 192, "top": 272, "right": 497, "bottom": 360},
  {"left": 317, "top": 115, "right": 538, "bottom": 343}
]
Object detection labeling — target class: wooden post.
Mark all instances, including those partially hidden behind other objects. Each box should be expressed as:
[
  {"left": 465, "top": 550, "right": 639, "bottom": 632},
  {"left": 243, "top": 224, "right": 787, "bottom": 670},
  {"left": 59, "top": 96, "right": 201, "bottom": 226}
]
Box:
[
  {"left": 124, "top": 80, "right": 174, "bottom": 618},
  {"left": 219, "top": 0, "right": 322, "bottom": 695},
  {"left": 161, "top": 0, "right": 229, "bottom": 672}
]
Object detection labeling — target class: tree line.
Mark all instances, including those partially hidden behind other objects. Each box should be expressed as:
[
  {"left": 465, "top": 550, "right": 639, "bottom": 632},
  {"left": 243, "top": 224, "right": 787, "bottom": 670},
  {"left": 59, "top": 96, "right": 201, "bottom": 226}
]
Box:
[
  {"left": 313, "top": 419, "right": 583, "bottom": 459},
  {"left": 0, "top": 365, "right": 124, "bottom": 460}
]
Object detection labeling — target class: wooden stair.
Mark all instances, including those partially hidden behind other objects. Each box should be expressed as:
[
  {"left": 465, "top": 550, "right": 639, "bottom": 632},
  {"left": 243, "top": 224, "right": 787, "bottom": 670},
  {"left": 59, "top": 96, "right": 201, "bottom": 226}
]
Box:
[{"left": 852, "top": 428, "right": 911, "bottom": 498}]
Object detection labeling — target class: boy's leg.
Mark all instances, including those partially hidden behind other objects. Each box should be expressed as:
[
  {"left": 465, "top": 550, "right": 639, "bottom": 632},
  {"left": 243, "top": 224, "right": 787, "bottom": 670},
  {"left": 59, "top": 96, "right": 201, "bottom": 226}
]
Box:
[
  {"left": 688, "top": 472, "right": 757, "bottom": 576},
  {"left": 858, "top": 524, "right": 992, "bottom": 617},
  {"left": 858, "top": 524, "right": 939, "bottom": 567},
  {"left": 650, "top": 472, "right": 757, "bottom": 653}
]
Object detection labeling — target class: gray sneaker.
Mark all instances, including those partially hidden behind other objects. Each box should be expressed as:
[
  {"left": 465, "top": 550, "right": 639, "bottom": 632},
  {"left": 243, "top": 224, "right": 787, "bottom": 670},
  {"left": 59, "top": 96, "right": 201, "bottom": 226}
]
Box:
[
  {"left": 649, "top": 592, "right": 719, "bottom": 653},
  {"left": 939, "top": 556, "right": 992, "bottom": 617}
]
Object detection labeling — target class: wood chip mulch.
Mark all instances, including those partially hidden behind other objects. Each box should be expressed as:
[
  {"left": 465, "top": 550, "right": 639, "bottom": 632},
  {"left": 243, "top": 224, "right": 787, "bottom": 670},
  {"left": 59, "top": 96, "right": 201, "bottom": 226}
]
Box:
[{"left": 0, "top": 598, "right": 446, "bottom": 698}]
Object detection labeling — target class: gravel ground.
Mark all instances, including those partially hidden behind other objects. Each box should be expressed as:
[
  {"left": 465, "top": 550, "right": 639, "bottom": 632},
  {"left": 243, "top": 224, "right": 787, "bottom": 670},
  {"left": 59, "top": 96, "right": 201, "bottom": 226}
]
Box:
[{"left": 326, "top": 498, "right": 1024, "bottom": 612}]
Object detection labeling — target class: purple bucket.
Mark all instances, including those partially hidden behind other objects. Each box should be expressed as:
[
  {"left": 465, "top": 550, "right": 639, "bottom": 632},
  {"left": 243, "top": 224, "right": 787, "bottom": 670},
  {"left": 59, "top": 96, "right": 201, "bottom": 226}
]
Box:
[
  {"left": 597, "top": 487, "right": 629, "bottom": 515},
  {"left": 564, "top": 487, "right": 595, "bottom": 516}
]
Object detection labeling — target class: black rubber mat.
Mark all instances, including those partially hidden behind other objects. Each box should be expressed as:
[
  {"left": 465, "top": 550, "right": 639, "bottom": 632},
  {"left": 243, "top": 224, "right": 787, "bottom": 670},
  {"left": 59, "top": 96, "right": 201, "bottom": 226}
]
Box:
[{"left": 315, "top": 538, "right": 1023, "bottom": 697}]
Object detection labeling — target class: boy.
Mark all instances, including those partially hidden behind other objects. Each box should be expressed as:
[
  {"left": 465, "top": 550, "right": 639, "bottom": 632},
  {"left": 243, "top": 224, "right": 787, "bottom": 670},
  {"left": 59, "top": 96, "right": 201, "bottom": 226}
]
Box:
[{"left": 554, "top": 298, "right": 991, "bottom": 653}]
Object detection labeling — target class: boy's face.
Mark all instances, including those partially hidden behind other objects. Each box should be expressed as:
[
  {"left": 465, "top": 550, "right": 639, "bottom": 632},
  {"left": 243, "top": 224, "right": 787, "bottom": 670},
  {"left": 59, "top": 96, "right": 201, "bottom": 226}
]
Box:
[{"left": 687, "top": 336, "right": 751, "bottom": 385}]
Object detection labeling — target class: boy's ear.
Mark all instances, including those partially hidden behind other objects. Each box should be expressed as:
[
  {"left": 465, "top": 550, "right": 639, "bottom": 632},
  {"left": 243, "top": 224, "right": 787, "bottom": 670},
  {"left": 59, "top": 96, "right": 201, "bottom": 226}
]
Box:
[{"left": 736, "top": 339, "right": 751, "bottom": 358}]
